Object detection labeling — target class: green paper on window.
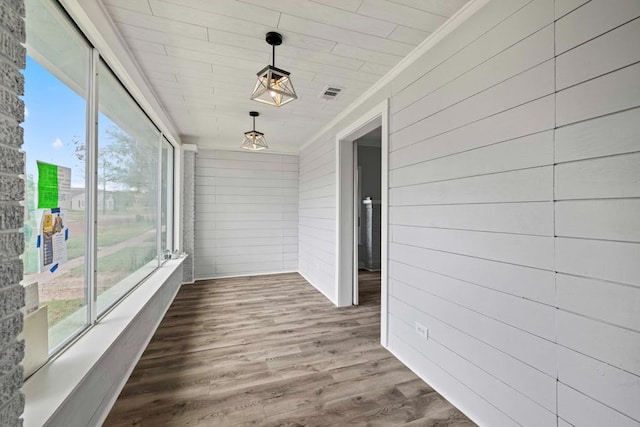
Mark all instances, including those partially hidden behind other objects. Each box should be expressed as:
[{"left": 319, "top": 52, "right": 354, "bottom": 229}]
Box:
[{"left": 37, "top": 161, "right": 59, "bottom": 208}]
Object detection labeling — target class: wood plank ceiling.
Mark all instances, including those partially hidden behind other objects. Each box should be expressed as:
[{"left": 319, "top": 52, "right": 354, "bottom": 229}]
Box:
[{"left": 101, "top": 0, "right": 470, "bottom": 152}]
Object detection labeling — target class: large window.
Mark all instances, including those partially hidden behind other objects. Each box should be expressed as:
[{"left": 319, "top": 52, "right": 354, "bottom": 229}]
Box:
[
  {"left": 96, "top": 62, "right": 161, "bottom": 314},
  {"left": 23, "top": 0, "right": 90, "bottom": 353},
  {"left": 22, "top": 0, "right": 175, "bottom": 364}
]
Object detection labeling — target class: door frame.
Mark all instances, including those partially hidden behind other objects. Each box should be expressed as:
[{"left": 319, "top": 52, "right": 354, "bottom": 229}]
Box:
[
  {"left": 335, "top": 99, "right": 389, "bottom": 347},
  {"left": 352, "top": 144, "right": 359, "bottom": 306}
]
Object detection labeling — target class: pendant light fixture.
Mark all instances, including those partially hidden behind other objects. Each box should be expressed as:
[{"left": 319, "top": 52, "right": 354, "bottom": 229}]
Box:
[
  {"left": 250, "top": 32, "right": 297, "bottom": 107},
  {"left": 241, "top": 111, "right": 268, "bottom": 151}
]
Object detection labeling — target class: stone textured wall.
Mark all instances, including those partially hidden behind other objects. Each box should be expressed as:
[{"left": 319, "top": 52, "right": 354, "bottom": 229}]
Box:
[
  {"left": 0, "top": 0, "right": 25, "bottom": 425},
  {"left": 182, "top": 150, "right": 195, "bottom": 283}
]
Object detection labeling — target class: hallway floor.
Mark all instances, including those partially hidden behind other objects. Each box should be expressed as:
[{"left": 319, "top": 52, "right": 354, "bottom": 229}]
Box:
[{"left": 104, "top": 272, "right": 474, "bottom": 426}]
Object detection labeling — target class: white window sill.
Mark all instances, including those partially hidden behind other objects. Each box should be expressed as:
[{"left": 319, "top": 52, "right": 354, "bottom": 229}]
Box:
[{"left": 21, "top": 257, "right": 185, "bottom": 427}]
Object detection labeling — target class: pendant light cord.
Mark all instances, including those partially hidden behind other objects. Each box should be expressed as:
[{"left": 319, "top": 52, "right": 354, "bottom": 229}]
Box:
[
  {"left": 272, "top": 44, "right": 276, "bottom": 67},
  {"left": 253, "top": 115, "right": 256, "bottom": 132}
]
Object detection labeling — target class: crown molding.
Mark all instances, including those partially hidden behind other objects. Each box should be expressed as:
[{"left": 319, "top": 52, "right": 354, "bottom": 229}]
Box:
[{"left": 298, "top": 0, "right": 490, "bottom": 152}]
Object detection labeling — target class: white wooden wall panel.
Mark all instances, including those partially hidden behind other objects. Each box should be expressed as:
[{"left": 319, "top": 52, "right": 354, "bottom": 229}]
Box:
[
  {"left": 390, "top": 96, "right": 555, "bottom": 169},
  {"left": 298, "top": 236, "right": 333, "bottom": 256},
  {"left": 553, "top": 2, "right": 640, "bottom": 420},
  {"left": 557, "top": 273, "right": 640, "bottom": 332},
  {"left": 206, "top": 245, "right": 287, "bottom": 257},
  {"left": 390, "top": 131, "right": 553, "bottom": 187},
  {"left": 214, "top": 220, "right": 297, "bottom": 231},
  {"left": 196, "top": 206, "right": 296, "bottom": 218},
  {"left": 299, "top": 216, "right": 335, "bottom": 231},
  {"left": 213, "top": 186, "right": 297, "bottom": 196},
  {"left": 298, "top": 225, "right": 334, "bottom": 243},
  {"left": 299, "top": 241, "right": 333, "bottom": 265},
  {"left": 213, "top": 195, "right": 298, "bottom": 205},
  {"left": 554, "top": 0, "right": 589, "bottom": 19},
  {"left": 556, "top": 17, "right": 640, "bottom": 90},
  {"left": 389, "top": 279, "right": 557, "bottom": 376},
  {"left": 299, "top": 196, "right": 334, "bottom": 210},
  {"left": 385, "top": 10, "right": 558, "bottom": 414},
  {"left": 389, "top": 243, "right": 555, "bottom": 305},
  {"left": 392, "top": 225, "right": 554, "bottom": 270},
  {"left": 558, "top": 346, "right": 640, "bottom": 421},
  {"left": 212, "top": 237, "right": 286, "bottom": 248},
  {"left": 203, "top": 167, "right": 291, "bottom": 180},
  {"left": 298, "top": 207, "right": 334, "bottom": 220},
  {"left": 388, "top": 333, "right": 520, "bottom": 427},
  {"left": 206, "top": 159, "right": 293, "bottom": 171},
  {"left": 299, "top": 176, "right": 334, "bottom": 194},
  {"left": 299, "top": 172, "right": 333, "bottom": 191},
  {"left": 555, "top": 152, "right": 640, "bottom": 200},
  {"left": 213, "top": 177, "right": 299, "bottom": 188},
  {"left": 392, "top": 60, "right": 555, "bottom": 150},
  {"left": 195, "top": 183, "right": 216, "bottom": 195},
  {"left": 558, "top": 310, "right": 640, "bottom": 376},
  {"left": 391, "top": 0, "right": 547, "bottom": 112},
  {"left": 389, "top": 202, "right": 553, "bottom": 236},
  {"left": 390, "top": 166, "right": 553, "bottom": 206},
  {"left": 390, "top": 261, "right": 555, "bottom": 340},
  {"left": 556, "top": 199, "right": 640, "bottom": 242},
  {"left": 390, "top": 299, "right": 556, "bottom": 413},
  {"left": 299, "top": 152, "right": 333, "bottom": 175},
  {"left": 298, "top": 136, "right": 337, "bottom": 301},
  {"left": 194, "top": 149, "right": 298, "bottom": 279},
  {"left": 556, "top": 237, "right": 640, "bottom": 286},
  {"left": 299, "top": 184, "right": 334, "bottom": 200},
  {"left": 296, "top": 0, "right": 640, "bottom": 424},
  {"left": 298, "top": 257, "right": 334, "bottom": 298},
  {"left": 215, "top": 253, "right": 284, "bottom": 265},
  {"left": 558, "top": 384, "right": 640, "bottom": 427},
  {"left": 283, "top": 260, "right": 297, "bottom": 270},
  {"left": 207, "top": 150, "right": 298, "bottom": 163},
  {"left": 389, "top": 315, "right": 556, "bottom": 426},
  {"left": 555, "top": 0, "right": 640, "bottom": 54},
  {"left": 300, "top": 158, "right": 334, "bottom": 182},
  {"left": 393, "top": 22, "right": 554, "bottom": 130},
  {"left": 555, "top": 107, "right": 640, "bottom": 163},
  {"left": 556, "top": 61, "right": 640, "bottom": 126}
]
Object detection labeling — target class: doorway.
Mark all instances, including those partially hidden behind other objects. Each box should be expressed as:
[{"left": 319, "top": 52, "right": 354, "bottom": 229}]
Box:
[
  {"left": 354, "top": 129, "right": 382, "bottom": 306},
  {"left": 335, "top": 100, "right": 389, "bottom": 347}
]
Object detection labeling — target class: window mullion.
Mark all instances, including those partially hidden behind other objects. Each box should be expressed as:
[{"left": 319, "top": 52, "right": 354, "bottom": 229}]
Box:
[
  {"left": 86, "top": 48, "right": 99, "bottom": 324},
  {"left": 157, "top": 132, "right": 164, "bottom": 266}
]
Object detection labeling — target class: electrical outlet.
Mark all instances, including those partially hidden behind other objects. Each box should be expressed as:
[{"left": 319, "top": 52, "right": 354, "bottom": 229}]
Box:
[{"left": 415, "top": 322, "right": 428, "bottom": 339}]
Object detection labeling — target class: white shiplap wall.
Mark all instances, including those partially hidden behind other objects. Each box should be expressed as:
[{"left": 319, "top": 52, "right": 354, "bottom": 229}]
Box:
[
  {"left": 389, "top": 1, "right": 557, "bottom": 425},
  {"left": 554, "top": 1, "right": 640, "bottom": 425},
  {"left": 194, "top": 149, "right": 298, "bottom": 279},
  {"left": 299, "top": 0, "right": 640, "bottom": 425},
  {"left": 298, "top": 134, "right": 336, "bottom": 300}
]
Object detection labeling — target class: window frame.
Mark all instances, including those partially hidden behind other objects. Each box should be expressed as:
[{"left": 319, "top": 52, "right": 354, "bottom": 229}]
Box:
[{"left": 23, "top": 0, "right": 179, "bottom": 367}]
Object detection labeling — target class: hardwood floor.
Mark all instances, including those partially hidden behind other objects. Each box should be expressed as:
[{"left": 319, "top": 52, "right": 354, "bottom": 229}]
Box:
[{"left": 104, "top": 272, "right": 475, "bottom": 426}]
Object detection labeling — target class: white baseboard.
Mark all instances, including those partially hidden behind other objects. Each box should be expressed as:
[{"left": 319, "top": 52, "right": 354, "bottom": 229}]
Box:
[{"left": 194, "top": 269, "right": 298, "bottom": 281}]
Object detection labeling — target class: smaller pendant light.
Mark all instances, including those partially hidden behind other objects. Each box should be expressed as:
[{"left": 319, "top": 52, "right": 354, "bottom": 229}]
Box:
[
  {"left": 250, "top": 32, "right": 297, "bottom": 107},
  {"left": 241, "top": 111, "right": 268, "bottom": 151}
]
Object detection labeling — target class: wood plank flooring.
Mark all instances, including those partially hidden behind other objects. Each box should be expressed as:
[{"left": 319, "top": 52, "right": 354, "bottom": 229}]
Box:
[{"left": 104, "top": 271, "right": 475, "bottom": 426}]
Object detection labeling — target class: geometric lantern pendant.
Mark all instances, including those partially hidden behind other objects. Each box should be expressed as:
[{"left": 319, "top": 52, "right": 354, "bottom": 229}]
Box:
[
  {"left": 251, "top": 65, "right": 297, "bottom": 107},
  {"left": 250, "top": 32, "right": 297, "bottom": 107},
  {"left": 241, "top": 111, "right": 268, "bottom": 151}
]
